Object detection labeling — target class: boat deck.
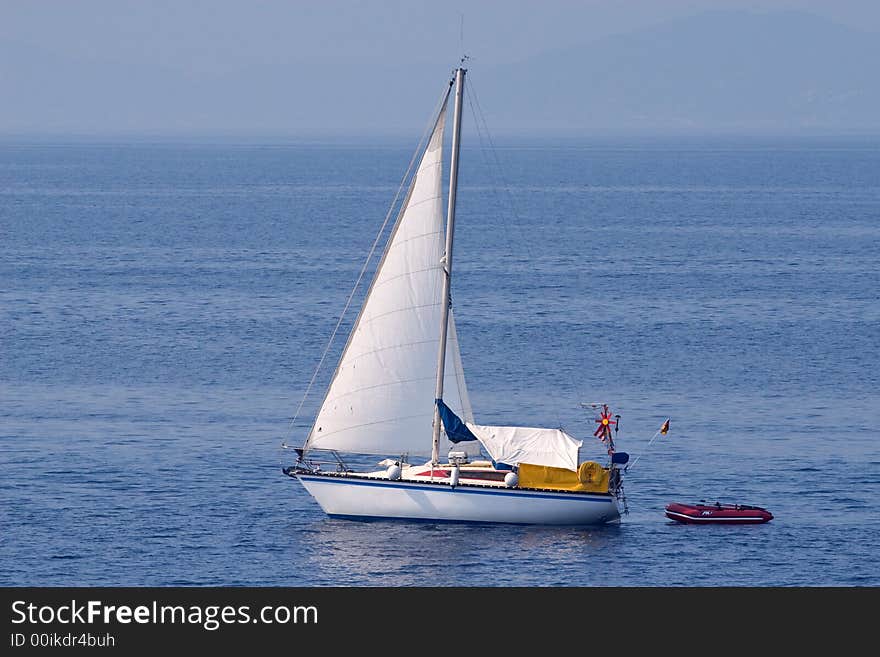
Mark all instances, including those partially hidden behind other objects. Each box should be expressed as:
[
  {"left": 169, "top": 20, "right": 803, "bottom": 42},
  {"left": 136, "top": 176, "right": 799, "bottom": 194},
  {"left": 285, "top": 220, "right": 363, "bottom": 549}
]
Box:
[{"left": 286, "top": 461, "right": 615, "bottom": 497}]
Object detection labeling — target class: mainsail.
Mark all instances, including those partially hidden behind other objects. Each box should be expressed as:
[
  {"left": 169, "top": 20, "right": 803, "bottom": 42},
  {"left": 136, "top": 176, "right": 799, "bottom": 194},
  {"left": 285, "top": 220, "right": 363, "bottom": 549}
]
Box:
[{"left": 306, "top": 98, "right": 478, "bottom": 458}]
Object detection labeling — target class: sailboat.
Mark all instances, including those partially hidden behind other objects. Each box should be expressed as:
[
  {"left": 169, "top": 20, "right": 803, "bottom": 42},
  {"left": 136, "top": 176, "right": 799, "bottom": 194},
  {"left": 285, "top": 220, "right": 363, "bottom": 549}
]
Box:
[{"left": 283, "top": 65, "right": 627, "bottom": 525}]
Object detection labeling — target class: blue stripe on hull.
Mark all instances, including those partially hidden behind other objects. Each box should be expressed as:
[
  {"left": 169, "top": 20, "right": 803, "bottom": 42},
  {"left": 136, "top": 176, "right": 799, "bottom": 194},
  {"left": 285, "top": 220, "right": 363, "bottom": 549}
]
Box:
[
  {"left": 325, "top": 513, "right": 621, "bottom": 526},
  {"left": 297, "top": 474, "right": 614, "bottom": 504}
]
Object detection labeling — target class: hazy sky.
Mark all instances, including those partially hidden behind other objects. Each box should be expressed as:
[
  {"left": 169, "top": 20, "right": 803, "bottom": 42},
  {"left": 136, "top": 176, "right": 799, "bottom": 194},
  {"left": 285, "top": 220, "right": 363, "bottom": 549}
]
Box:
[{"left": 2, "top": 0, "right": 878, "bottom": 136}]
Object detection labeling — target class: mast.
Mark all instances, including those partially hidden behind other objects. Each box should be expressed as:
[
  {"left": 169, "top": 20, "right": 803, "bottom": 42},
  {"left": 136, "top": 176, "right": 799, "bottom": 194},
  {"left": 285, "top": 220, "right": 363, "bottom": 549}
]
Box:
[{"left": 431, "top": 66, "right": 466, "bottom": 465}]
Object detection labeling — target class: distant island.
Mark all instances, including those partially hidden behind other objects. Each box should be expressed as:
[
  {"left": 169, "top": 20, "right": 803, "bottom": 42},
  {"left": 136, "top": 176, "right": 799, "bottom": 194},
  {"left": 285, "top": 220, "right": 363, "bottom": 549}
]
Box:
[
  {"left": 480, "top": 10, "right": 880, "bottom": 136},
  {"left": 2, "top": 9, "right": 876, "bottom": 137}
]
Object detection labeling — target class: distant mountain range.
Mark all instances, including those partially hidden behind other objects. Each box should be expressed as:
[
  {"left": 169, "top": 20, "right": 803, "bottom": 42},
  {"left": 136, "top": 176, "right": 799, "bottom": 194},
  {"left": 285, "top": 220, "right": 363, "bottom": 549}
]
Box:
[
  {"left": 2, "top": 9, "right": 877, "bottom": 137},
  {"left": 476, "top": 10, "right": 880, "bottom": 135}
]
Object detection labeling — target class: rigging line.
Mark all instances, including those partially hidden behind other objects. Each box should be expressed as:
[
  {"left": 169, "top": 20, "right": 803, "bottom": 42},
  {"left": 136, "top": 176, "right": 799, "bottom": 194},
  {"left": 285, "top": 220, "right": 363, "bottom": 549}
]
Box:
[
  {"left": 467, "top": 79, "right": 536, "bottom": 263},
  {"left": 466, "top": 77, "right": 566, "bottom": 432},
  {"left": 466, "top": 85, "right": 536, "bottom": 282},
  {"left": 284, "top": 82, "right": 454, "bottom": 444}
]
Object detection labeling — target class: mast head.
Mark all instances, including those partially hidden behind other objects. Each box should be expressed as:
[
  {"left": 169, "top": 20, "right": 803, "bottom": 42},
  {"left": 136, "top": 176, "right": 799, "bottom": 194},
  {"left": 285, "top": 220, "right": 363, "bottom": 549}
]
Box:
[{"left": 453, "top": 55, "right": 469, "bottom": 77}]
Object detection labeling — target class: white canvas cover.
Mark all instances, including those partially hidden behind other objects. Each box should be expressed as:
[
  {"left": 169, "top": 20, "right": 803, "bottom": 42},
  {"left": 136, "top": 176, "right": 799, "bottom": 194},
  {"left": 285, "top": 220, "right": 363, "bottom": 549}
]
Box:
[
  {"left": 466, "top": 423, "right": 583, "bottom": 472},
  {"left": 306, "top": 101, "right": 478, "bottom": 458}
]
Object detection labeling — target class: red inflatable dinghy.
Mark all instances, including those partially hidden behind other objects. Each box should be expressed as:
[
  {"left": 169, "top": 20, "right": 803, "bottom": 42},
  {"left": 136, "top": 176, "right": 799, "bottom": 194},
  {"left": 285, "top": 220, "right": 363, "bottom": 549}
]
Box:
[{"left": 665, "top": 501, "right": 773, "bottom": 524}]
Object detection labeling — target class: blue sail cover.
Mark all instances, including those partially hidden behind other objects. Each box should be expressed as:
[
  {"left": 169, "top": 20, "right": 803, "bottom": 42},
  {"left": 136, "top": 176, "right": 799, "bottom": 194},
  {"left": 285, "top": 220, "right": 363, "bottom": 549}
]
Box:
[{"left": 436, "top": 399, "right": 478, "bottom": 443}]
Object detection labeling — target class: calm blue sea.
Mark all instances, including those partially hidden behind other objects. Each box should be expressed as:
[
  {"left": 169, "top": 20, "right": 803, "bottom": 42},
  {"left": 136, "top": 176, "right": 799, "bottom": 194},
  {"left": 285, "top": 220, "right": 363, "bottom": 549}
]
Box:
[{"left": 1, "top": 137, "right": 878, "bottom": 586}]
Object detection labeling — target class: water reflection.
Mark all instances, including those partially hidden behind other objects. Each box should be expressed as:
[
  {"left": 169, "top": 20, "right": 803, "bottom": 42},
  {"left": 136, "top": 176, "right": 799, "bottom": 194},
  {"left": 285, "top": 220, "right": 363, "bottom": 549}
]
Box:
[{"left": 297, "top": 515, "right": 624, "bottom": 586}]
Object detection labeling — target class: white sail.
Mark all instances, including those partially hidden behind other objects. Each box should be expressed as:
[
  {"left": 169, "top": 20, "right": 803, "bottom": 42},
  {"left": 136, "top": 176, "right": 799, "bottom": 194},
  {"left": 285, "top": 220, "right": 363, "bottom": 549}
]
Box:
[
  {"left": 306, "top": 102, "right": 478, "bottom": 458},
  {"left": 466, "top": 424, "right": 583, "bottom": 472}
]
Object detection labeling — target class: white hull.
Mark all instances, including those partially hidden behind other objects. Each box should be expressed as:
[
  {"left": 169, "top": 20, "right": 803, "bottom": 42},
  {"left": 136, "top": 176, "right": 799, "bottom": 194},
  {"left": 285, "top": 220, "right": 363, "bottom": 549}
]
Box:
[{"left": 296, "top": 473, "right": 620, "bottom": 525}]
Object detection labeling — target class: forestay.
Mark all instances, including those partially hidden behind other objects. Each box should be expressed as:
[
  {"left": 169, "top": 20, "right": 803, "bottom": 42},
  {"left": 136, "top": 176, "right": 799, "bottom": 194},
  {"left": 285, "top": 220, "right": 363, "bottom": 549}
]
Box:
[{"left": 306, "top": 98, "right": 478, "bottom": 458}]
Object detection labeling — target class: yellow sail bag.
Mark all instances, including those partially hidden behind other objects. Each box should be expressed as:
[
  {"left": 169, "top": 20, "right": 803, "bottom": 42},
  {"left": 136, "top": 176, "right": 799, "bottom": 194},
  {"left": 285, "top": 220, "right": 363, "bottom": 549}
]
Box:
[{"left": 518, "top": 461, "right": 609, "bottom": 493}]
